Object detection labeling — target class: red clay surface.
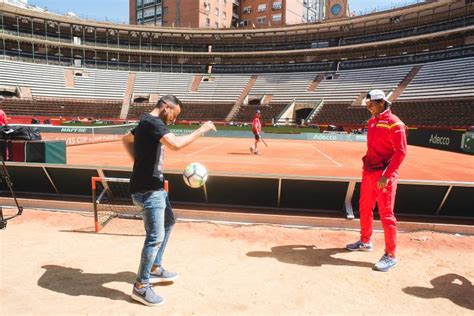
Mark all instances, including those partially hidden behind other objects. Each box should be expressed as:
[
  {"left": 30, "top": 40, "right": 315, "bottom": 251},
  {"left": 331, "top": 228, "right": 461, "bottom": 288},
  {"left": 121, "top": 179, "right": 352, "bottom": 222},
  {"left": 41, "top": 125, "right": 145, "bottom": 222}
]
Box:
[{"left": 65, "top": 137, "right": 474, "bottom": 182}]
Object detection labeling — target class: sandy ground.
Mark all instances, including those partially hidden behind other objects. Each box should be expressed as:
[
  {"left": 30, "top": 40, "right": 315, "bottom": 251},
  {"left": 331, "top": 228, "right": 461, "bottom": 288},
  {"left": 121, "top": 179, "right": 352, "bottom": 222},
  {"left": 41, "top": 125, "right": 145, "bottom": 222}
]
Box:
[{"left": 1, "top": 209, "right": 473, "bottom": 315}]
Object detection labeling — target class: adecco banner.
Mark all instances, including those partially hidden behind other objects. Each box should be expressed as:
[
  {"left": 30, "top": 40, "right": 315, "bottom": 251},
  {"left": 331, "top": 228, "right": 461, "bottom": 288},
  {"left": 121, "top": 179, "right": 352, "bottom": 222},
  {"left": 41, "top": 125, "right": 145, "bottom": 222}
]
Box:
[
  {"left": 407, "top": 129, "right": 464, "bottom": 153},
  {"left": 171, "top": 129, "right": 367, "bottom": 142}
]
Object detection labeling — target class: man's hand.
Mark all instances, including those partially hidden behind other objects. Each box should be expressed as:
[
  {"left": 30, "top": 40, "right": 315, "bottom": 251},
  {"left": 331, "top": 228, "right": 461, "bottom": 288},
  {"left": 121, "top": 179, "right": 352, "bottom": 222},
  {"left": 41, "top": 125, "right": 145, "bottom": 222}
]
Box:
[
  {"left": 377, "top": 176, "right": 389, "bottom": 189},
  {"left": 122, "top": 132, "right": 134, "bottom": 159},
  {"left": 199, "top": 121, "right": 217, "bottom": 134}
]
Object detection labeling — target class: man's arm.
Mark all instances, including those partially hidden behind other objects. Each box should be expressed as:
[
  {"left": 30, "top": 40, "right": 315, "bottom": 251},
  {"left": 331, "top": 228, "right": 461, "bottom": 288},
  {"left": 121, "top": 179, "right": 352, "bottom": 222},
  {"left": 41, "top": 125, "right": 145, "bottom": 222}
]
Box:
[
  {"left": 160, "top": 121, "right": 216, "bottom": 151},
  {"left": 122, "top": 132, "right": 135, "bottom": 159},
  {"left": 378, "top": 124, "right": 407, "bottom": 188}
]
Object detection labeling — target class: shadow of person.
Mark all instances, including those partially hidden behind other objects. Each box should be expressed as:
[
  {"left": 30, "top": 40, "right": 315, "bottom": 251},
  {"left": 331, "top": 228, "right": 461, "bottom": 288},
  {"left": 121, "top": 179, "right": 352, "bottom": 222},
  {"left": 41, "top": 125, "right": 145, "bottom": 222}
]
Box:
[
  {"left": 38, "top": 265, "right": 135, "bottom": 302},
  {"left": 247, "top": 245, "right": 373, "bottom": 268},
  {"left": 228, "top": 152, "right": 253, "bottom": 156},
  {"left": 403, "top": 273, "right": 474, "bottom": 310}
]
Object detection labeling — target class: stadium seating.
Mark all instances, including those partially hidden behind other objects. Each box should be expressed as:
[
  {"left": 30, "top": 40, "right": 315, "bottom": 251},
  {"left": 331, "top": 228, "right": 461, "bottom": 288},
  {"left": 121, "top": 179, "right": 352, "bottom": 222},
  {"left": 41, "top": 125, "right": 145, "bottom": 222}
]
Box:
[
  {"left": 310, "top": 103, "right": 369, "bottom": 126},
  {"left": 247, "top": 64, "right": 413, "bottom": 103},
  {"left": 0, "top": 98, "right": 123, "bottom": 119},
  {"left": 133, "top": 72, "right": 194, "bottom": 100},
  {"left": 313, "top": 65, "right": 414, "bottom": 102},
  {"left": 249, "top": 72, "right": 318, "bottom": 103},
  {"left": 0, "top": 60, "right": 66, "bottom": 99},
  {"left": 1, "top": 56, "right": 473, "bottom": 128},
  {"left": 128, "top": 102, "right": 235, "bottom": 122},
  {"left": 71, "top": 68, "right": 128, "bottom": 100},
  {"left": 134, "top": 73, "right": 251, "bottom": 103},
  {"left": 232, "top": 103, "right": 289, "bottom": 124},
  {"left": 0, "top": 60, "right": 127, "bottom": 100},
  {"left": 310, "top": 99, "right": 474, "bottom": 129},
  {"left": 398, "top": 57, "right": 474, "bottom": 99},
  {"left": 184, "top": 74, "right": 251, "bottom": 103},
  {"left": 391, "top": 99, "right": 474, "bottom": 128}
]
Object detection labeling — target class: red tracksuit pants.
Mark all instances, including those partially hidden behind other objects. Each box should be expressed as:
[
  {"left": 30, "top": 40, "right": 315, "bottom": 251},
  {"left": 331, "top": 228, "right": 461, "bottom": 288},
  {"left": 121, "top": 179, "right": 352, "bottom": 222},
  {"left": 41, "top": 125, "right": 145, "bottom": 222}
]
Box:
[{"left": 359, "top": 170, "right": 398, "bottom": 256}]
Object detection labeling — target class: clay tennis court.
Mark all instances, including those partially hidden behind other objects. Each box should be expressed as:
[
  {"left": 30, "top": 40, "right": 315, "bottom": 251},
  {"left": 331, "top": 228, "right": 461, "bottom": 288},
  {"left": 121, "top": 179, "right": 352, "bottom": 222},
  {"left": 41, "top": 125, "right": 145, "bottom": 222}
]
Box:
[{"left": 66, "top": 137, "right": 474, "bottom": 182}]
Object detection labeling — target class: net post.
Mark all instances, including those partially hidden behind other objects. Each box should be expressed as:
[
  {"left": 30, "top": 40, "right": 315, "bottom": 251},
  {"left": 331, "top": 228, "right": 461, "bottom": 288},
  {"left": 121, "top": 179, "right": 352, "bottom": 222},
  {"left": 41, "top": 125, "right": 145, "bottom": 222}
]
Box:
[{"left": 92, "top": 177, "right": 102, "bottom": 232}]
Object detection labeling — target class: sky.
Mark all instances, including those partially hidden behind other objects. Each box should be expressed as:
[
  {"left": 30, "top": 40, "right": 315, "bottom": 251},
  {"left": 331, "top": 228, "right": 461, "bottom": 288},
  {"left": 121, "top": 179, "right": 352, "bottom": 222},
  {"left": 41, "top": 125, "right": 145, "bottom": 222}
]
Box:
[{"left": 27, "top": 0, "right": 424, "bottom": 23}]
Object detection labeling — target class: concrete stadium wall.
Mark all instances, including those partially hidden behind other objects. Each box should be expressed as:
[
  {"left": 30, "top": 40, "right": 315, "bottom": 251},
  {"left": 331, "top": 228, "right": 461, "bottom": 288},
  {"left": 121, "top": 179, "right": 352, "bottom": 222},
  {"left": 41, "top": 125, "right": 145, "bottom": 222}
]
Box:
[{"left": 1, "top": 163, "right": 473, "bottom": 220}]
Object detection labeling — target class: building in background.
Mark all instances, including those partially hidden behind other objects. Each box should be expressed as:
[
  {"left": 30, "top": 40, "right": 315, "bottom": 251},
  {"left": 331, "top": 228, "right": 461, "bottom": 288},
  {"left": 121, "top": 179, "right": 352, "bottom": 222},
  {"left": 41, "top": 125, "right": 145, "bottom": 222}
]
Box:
[
  {"left": 6, "top": 0, "right": 349, "bottom": 27},
  {"left": 238, "top": 0, "right": 308, "bottom": 27},
  {"left": 130, "top": 0, "right": 333, "bottom": 28},
  {"left": 130, "top": 0, "right": 234, "bottom": 28},
  {"left": 237, "top": 0, "right": 329, "bottom": 27},
  {"left": 304, "top": 0, "right": 326, "bottom": 23}
]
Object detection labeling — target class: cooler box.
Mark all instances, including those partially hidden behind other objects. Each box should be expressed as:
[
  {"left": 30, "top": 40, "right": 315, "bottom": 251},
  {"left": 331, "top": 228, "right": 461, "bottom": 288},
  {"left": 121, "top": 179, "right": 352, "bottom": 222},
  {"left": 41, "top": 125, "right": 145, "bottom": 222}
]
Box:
[
  {"left": 10, "top": 141, "right": 27, "bottom": 162},
  {"left": 0, "top": 140, "right": 25, "bottom": 161},
  {"left": 25, "top": 140, "right": 66, "bottom": 164}
]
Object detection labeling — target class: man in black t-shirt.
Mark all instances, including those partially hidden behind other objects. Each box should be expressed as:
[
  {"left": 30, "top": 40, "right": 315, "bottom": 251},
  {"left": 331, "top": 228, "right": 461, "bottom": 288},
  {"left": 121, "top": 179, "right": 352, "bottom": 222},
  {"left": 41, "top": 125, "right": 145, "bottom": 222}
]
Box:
[{"left": 123, "top": 95, "right": 216, "bottom": 307}]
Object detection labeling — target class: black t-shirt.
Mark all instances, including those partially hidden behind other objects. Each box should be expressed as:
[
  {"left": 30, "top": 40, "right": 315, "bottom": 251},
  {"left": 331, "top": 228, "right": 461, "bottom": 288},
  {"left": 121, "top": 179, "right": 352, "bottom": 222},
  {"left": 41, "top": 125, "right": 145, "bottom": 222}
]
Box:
[{"left": 129, "top": 113, "right": 170, "bottom": 194}]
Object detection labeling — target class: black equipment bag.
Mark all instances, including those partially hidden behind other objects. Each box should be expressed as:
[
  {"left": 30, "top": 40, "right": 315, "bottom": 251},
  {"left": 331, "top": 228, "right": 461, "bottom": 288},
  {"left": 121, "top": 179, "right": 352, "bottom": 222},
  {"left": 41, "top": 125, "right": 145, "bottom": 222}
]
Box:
[{"left": 0, "top": 125, "right": 42, "bottom": 141}]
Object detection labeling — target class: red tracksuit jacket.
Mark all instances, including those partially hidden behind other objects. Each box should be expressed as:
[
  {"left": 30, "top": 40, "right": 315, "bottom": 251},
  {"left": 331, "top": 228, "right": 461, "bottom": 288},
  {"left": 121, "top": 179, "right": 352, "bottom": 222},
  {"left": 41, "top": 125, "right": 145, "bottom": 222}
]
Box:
[{"left": 363, "top": 109, "right": 407, "bottom": 178}]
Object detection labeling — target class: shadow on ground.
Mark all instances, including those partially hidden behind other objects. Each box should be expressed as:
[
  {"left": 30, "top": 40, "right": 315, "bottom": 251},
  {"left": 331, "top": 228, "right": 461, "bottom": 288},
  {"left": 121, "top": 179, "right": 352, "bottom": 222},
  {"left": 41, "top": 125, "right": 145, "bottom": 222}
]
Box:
[
  {"left": 228, "top": 152, "right": 254, "bottom": 156},
  {"left": 38, "top": 265, "right": 136, "bottom": 302},
  {"left": 403, "top": 273, "right": 474, "bottom": 310},
  {"left": 247, "top": 245, "right": 373, "bottom": 268}
]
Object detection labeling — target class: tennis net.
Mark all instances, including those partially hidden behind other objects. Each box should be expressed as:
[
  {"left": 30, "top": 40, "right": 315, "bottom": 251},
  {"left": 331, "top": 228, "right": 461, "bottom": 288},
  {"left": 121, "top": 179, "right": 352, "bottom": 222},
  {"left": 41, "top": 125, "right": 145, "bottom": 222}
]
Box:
[{"left": 11, "top": 124, "right": 137, "bottom": 146}]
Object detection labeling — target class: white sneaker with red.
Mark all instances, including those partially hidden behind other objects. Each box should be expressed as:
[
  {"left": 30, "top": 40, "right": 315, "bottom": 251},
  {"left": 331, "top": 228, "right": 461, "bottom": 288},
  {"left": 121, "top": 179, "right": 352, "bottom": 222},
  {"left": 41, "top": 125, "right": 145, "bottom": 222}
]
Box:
[{"left": 374, "top": 254, "right": 397, "bottom": 272}]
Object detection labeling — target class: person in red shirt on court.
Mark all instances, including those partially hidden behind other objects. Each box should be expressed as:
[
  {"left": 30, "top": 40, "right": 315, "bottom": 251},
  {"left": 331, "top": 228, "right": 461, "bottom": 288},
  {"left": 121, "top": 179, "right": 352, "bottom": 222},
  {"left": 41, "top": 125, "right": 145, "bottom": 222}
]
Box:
[
  {"left": 0, "top": 109, "right": 8, "bottom": 126},
  {"left": 249, "top": 109, "right": 262, "bottom": 155},
  {"left": 346, "top": 89, "right": 407, "bottom": 272},
  {"left": 0, "top": 109, "right": 8, "bottom": 160}
]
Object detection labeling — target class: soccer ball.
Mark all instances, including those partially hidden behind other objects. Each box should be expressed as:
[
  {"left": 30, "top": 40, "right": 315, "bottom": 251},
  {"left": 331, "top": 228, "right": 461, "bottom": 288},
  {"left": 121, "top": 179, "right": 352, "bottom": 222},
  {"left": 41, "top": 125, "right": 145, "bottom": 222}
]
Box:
[{"left": 183, "top": 162, "right": 208, "bottom": 188}]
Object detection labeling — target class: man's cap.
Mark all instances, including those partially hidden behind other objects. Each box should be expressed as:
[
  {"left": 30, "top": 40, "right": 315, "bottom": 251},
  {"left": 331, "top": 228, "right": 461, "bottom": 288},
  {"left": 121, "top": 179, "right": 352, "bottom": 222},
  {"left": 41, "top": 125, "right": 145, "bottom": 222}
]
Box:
[
  {"left": 255, "top": 109, "right": 261, "bottom": 114},
  {"left": 365, "top": 89, "right": 392, "bottom": 106}
]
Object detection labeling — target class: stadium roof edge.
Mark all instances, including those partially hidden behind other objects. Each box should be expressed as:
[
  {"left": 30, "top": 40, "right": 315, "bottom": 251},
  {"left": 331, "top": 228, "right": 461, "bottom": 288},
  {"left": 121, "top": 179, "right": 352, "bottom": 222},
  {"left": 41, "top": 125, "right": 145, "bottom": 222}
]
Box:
[
  {"left": 1, "top": 24, "right": 471, "bottom": 57},
  {"left": 0, "top": 0, "right": 455, "bottom": 36}
]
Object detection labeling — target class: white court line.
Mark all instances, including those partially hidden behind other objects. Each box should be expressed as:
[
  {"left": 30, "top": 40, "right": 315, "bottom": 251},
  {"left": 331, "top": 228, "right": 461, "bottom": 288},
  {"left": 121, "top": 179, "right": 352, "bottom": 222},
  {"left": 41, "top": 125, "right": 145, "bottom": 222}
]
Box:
[
  {"left": 185, "top": 142, "right": 223, "bottom": 157},
  {"left": 68, "top": 142, "right": 223, "bottom": 159},
  {"left": 68, "top": 153, "right": 339, "bottom": 167},
  {"left": 310, "top": 145, "right": 342, "bottom": 167},
  {"left": 68, "top": 153, "right": 126, "bottom": 159},
  {"left": 167, "top": 157, "right": 339, "bottom": 168},
  {"left": 69, "top": 152, "right": 339, "bottom": 167},
  {"left": 177, "top": 154, "right": 331, "bottom": 163}
]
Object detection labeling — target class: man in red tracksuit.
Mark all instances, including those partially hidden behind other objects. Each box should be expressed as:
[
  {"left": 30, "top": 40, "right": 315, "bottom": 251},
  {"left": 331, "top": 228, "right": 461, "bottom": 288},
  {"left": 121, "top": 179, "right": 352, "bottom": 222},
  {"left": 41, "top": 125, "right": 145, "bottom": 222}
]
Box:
[
  {"left": 249, "top": 110, "right": 262, "bottom": 155},
  {"left": 346, "top": 89, "right": 407, "bottom": 272}
]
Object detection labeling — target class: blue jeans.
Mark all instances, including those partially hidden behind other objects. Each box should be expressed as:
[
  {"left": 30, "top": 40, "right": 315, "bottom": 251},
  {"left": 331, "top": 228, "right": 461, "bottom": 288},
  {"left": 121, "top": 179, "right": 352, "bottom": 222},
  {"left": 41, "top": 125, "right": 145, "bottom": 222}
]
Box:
[{"left": 131, "top": 189, "right": 175, "bottom": 284}]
